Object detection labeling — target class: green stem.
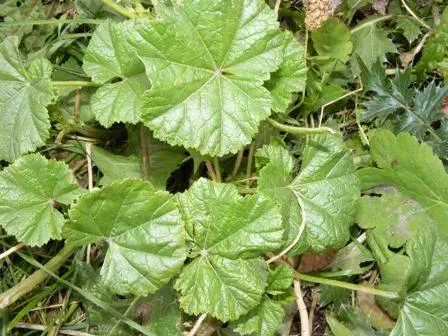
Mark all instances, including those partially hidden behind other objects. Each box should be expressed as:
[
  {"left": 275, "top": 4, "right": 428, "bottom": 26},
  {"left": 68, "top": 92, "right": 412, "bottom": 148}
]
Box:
[
  {"left": 0, "top": 18, "right": 106, "bottom": 27},
  {"left": 52, "top": 81, "right": 101, "bottom": 88},
  {"left": 213, "top": 157, "right": 222, "bottom": 182},
  {"left": 59, "top": 33, "right": 93, "bottom": 40},
  {"left": 351, "top": 15, "right": 394, "bottom": 34},
  {"left": 101, "top": 0, "right": 135, "bottom": 18},
  {"left": 0, "top": 245, "right": 74, "bottom": 310},
  {"left": 268, "top": 118, "right": 336, "bottom": 135},
  {"left": 139, "top": 124, "right": 151, "bottom": 181},
  {"left": 294, "top": 272, "right": 399, "bottom": 299}
]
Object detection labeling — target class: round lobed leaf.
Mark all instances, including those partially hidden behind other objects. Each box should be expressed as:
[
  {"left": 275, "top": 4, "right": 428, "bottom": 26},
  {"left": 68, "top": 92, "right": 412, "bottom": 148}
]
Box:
[
  {"left": 0, "top": 154, "right": 81, "bottom": 246},
  {"left": 132, "top": 0, "right": 285, "bottom": 156},
  {"left": 64, "top": 179, "right": 186, "bottom": 296}
]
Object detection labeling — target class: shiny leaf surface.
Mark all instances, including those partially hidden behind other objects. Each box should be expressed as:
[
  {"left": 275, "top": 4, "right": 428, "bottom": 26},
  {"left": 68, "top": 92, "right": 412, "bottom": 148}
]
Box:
[
  {"left": 64, "top": 179, "right": 185, "bottom": 296},
  {"left": 133, "top": 0, "right": 285, "bottom": 156},
  {"left": 83, "top": 20, "right": 149, "bottom": 127},
  {"left": 0, "top": 37, "right": 53, "bottom": 162},
  {"left": 264, "top": 30, "right": 307, "bottom": 113},
  {"left": 175, "top": 178, "right": 283, "bottom": 321},
  {"left": 257, "top": 135, "right": 360, "bottom": 254},
  {"left": 0, "top": 154, "right": 80, "bottom": 246}
]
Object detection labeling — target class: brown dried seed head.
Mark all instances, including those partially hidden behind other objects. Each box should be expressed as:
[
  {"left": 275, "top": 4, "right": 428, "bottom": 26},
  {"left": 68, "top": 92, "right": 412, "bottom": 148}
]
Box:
[{"left": 305, "top": 0, "right": 333, "bottom": 31}]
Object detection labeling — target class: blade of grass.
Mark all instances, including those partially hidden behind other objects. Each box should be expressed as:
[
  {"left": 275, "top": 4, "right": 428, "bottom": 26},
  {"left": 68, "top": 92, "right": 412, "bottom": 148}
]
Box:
[
  {"left": 0, "top": 19, "right": 106, "bottom": 27},
  {"left": 7, "top": 284, "right": 59, "bottom": 331},
  {"left": 14, "top": 250, "right": 154, "bottom": 336},
  {"left": 0, "top": 244, "right": 74, "bottom": 310}
]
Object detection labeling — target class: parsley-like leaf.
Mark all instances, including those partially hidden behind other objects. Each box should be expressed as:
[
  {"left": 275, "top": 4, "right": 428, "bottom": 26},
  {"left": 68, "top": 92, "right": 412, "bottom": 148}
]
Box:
[
  {"left": 351, "top": 17, "right": 396, "bottom": 75},
  {"left": 311, "top": 18, "right": 353, "bottom": 62},
  {"left": 417, "top": 8, "right": 448, "bottom": 79},
  {"left": 357, "top": 187, "right": 438, "bottom": 259},
  {"left": 389, "top": 231, "right": 448, "bottom": 335},
  {"left": 359, "top": 61, "right": 448, "bottom": 159},
  {"left": 359, "top": 130, "right": 448, "bottom": 236}
]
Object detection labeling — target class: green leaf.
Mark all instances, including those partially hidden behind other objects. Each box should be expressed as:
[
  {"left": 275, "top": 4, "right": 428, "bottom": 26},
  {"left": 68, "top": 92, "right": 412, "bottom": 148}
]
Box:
[
  {"left": 83, "top": 20, "right": 150, "bottom": 127},
  {"left": 396, "top": 15, "right": 421, "bottom": 44},
  {"left": 64, "top": 179, "right": 185, "bottom": 296},
  {"left": 175, "top": 178, "right": 284, "bottom": 321},
  {"left": 319, "top": 285, "right": 351, "bottom": 307},
  {"left": 290, "top": 135, "right": 360, "bottom": 251},
  {"left": 91, "top": 146, "right": 141, "bottom": 185},
  {"left": 138, "top": 132, "right": 186, "bottom": 189},
  {"left": 325, "top": 241, "right": 374, "bottom": 276},
  {"left": 326, "top": 315, "right": 353, "bottom": 336},
  {"left": 144, "top": 284, "right": 182, "bottom": 336},
  {"left": 79, "top": 264, "right": 138, "bottom": 336},
  {"left": 358, "top": 130, "right": 448, "bottom": 236},
  {"left": 351, "top": 17, "right": 396, "bottom": 75},
  {"left": 133, "top": 0, "right": 284, "bottom": 156},
  {"left": 0, "top": 36, "right": 53, "bottom": 162},
  {"left": 359, "top": 61, "right": 448, "bottom": 159},
  {"left": 357, "top": 187, "right": 438, "bottom": 255},
  {"left": 75, "top": 0, "right": 122, "bottom": 19},
  {"left": 58, "top": 87, "right": 96, "bottom": 124},
  {"left": 266, "top": 265, "right": 293, "bottom": 296},
  {"left": 417, "top": 8, "right": 448, "bottom": 78},
  {"left": 264, "top": 31, "right": 307, "bottom": 113},
  {"left": 343, "top": 0, "right": 372, "bottom": 22},
  {"left": 311, "top": 19, "right": 353, "bottom": 62},
  {"left": 230, "top": 296, "right": 285, "bottom": 336},
  {"left": 257, "top": 135, "right": 360, "bottom": 254},
  {"left": 256, "top": 143, "right": 304, "bottom": 253},
  {"left": 176, "top": 256, "right": 268, "bottom": 322},
  {"left": 396, "top": 82, "right": 448, "bottom": 155},
  {"left": 389, "top": 231, "right": 448, "bottom": 335},
  {"left": 327, "top": 305, "right": 389, "bottom": 336},
  {"left": 92, "top": 135, "right": 184, "bottom": 189},
  {"left": 0, "top": 154, "right": 80, "bottom": 246},
  {"left": 255, "top": 142, "right": 293, "bottom": 173},
  {"left": 359, "top": 60, "right": 412, "bottom": 122}
]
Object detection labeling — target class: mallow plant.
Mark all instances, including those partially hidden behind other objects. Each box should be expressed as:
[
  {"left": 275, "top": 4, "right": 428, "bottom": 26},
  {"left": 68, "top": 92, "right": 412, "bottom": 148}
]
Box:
[{"left": 1, "top": 0, "right": 447, "bottom": 335}]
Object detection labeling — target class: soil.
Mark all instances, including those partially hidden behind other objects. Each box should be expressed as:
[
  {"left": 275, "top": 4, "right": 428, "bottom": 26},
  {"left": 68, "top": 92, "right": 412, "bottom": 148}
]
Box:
[{"left": 290, "top": 287, "right": 326, "bottom": 336}]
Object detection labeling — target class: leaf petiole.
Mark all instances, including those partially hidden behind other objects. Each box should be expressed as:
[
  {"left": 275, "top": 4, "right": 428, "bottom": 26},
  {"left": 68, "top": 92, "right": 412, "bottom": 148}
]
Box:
[
  {"left": 294, "top": 272, "right": 399, "bottom": 299},
  {"left": 51, "top": 81, "right": 101, "bottom": 88},
  {"left": 350, "top": 15, "right": 394, "bottom": 34},
  {"left": 100, "top": 0, "right": 136, "bottom": 19},
  {"left": 268, "top": 118, "right": 336, "bottom": 135}
]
